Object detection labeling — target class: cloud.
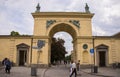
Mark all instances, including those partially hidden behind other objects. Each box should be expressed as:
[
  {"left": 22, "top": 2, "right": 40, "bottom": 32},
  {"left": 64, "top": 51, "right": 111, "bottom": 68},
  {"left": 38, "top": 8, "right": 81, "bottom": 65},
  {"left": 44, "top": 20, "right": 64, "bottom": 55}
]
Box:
[
  {"left": 0, "top": 0, "right": 120, "bottom": 54},
  {"left": 0, "top": 0, "right": 36, "bottom": 35},
  {"left": 90, "top": 0, "right": 120, "bottom": 36},
  {"left": 40, "top": 0, "right": 72, "bottom": 12},
  {"left": 1, "top": 0, "right": 120, "bottom": 35}
]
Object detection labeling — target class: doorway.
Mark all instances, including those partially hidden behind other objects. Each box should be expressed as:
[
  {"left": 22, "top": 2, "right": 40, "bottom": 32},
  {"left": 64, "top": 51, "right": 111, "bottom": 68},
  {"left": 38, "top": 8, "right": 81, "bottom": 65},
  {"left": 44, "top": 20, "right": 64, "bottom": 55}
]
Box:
[
  {"left": 99, "top": 51, "right": 106, "bottom": 67},
  {"left": 19, "top": 50, "right": 27, "bottom": 66}
]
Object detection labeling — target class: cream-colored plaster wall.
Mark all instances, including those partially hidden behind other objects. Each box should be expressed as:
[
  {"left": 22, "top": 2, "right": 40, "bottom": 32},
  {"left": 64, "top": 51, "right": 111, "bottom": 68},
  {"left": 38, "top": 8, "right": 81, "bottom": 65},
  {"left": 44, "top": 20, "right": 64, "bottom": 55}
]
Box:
[
  {"left": 34, "top": 18, "right": 47, "bottom": 36},
  {"left": 32, "top": 38, "right": 49, "bottom": 65},
  {"left": 116, "top": 39, "right": 120, "bottom": 63},
  {"left": 79, "top": 19, "right": 92, "bottom": 36},
  {"left": 76, "top": 37, "right": 93, "bottom": 65},
  {"left": 0, "top": 37, "right": 49, "bottom": 65},
  {"left": 75, "top": 37, "right": 120, "bottom": 66},
  {"left": 94, "top": 38, "right": 120, "bottom": 65},
  {"left": 34, "top": 18, "right": 93, "bottom": 37},
  {"left": 95, "top": 39, "right": 111, "bottom": 65},
  {"left": 1, "top": 36, "right": 119, "bottom": 66},
  {"left": 0, "top": 37, "right": 32, "bottom": 65},
  {"left": 42, "top": 39, "right": 49, "bottom": 64},
  {"left": 0, "top": 38, "right": 11, "bottom": 61},
  {"left": 13, "top": 38, "right": 31, "bottom": 65},
  {"left": 32, "top": 13, "right": 93, "bottom": 37}
]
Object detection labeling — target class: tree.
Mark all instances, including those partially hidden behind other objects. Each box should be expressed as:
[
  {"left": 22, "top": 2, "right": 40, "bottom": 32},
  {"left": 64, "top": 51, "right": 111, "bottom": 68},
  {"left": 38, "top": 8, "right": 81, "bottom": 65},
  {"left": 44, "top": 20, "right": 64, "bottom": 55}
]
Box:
[
  {"left": 51, "top": 38, "right": 67, "bottom": 64},
  {"left": 65, "top": 55, "right": 71, "bottom": 61},
  {"left": 10, "top": 31, "right": 20, "bottom": 36}
]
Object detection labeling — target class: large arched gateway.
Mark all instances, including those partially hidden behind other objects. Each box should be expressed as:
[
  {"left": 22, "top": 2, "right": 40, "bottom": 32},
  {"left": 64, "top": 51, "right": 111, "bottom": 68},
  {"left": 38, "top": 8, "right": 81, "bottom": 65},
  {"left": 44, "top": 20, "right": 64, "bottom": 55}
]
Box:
[
  {"left": 31, "top": 10, "right": 94, "bottom": 66},
  {"left": 0, "top": 4, "right": 120, "bottom": 67},
  {"left": 48, "top": 23, "right": 78, "bottom": 63}
]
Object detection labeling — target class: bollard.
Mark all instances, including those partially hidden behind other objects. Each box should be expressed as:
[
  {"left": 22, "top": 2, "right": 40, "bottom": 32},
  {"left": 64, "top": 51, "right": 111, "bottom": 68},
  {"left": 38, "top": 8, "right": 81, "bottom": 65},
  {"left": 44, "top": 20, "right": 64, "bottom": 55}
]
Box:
[
  {"left": 91, "top": 65, "right": 94, "bottom": 73},
  {"left": 94, "top": 66, "right": 98, "bottom": 73},
  {"left": 31, "top": 65, "right": 37, "bottom": 76}
]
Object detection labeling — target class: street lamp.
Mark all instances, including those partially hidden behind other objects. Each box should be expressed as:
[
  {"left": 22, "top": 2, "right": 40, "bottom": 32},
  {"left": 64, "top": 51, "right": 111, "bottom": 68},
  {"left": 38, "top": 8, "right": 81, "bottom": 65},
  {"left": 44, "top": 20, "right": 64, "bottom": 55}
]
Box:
[
  {"left": 93, "top": 36, "right": 95, "bottom": 66},
  {"left": 93, "top": 36, "right": 98, "bottom": 73}
]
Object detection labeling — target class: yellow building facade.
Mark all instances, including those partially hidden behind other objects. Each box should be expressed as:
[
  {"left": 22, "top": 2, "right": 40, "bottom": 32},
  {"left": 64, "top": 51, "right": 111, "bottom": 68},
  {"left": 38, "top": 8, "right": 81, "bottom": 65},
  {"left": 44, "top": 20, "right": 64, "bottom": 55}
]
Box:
[{"left": 0, "top": 5, "right": 120, "bottom": 67}]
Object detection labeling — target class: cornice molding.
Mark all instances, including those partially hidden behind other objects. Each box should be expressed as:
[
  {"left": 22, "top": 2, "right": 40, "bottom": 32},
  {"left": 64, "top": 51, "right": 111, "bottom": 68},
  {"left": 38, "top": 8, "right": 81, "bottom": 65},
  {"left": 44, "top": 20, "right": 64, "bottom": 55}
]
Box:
[{"left": 32, "top": 12, "right": 94, "bottom": 18}]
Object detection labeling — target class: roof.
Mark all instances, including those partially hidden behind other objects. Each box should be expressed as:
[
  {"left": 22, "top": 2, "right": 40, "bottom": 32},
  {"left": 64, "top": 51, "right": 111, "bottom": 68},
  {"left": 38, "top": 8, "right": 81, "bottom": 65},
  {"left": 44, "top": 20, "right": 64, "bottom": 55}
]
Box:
[
  {"left": 0, "top": 35, "right": 32, "bottom": 39},
  {"left": 0, "top": 32, "right": 120, "bottom": 39},
  {"left": 112, "top": 32, "right": 120, "bottom": 38}
]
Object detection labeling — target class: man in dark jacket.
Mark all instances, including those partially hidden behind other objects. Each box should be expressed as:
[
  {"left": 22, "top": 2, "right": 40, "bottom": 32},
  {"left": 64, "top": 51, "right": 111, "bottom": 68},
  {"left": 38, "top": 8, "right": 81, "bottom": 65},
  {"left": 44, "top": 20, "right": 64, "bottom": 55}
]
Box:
[{"left": 4, "top": 58, "right": 11, "bottom": 74}]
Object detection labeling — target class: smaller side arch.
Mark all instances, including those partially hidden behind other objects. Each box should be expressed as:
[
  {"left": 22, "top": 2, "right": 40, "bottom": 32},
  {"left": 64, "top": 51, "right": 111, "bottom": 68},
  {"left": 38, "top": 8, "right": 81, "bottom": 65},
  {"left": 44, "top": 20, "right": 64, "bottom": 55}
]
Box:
[{"left": 95, "top": 44, "right": 109, "bottom": 49}]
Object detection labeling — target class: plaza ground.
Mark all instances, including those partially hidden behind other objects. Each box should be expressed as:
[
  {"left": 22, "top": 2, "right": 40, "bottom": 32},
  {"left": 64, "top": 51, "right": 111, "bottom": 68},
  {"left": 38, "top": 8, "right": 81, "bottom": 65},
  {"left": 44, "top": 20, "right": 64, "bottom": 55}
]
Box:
[{"left": 0, "top": 64, "right": 120, "bottom": 77}]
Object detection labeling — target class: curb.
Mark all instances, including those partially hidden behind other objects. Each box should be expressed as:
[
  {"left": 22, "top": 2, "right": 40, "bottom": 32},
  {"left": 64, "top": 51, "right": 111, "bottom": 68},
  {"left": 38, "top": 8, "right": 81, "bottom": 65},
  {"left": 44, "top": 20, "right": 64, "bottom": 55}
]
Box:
[
  {"left": 81, "top": 70, "right": 114, "bottom": 77},
  {"left": 41, "top": 67, "right": 49, "bottom": 77}
]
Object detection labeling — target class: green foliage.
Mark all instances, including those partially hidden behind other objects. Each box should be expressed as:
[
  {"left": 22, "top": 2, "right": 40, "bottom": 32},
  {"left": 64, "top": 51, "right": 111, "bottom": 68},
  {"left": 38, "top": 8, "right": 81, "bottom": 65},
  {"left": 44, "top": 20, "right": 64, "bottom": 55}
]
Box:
[
  {"left": 51, "top": 38, "right": 67, "bottom": 64},
  {"left": 65, "top": 55, "right": 71, "bottom": 61},
  {"left": 10, "top": 31, "right": 20, "bottom": 36}
]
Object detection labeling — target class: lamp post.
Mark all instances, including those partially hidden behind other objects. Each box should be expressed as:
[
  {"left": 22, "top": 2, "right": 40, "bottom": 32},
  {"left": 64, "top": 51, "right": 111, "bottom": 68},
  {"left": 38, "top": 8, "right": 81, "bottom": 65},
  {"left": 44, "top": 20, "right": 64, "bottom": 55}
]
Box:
[
  {"left": 93, "top": 36, "right": 98, "bottom": 73},
  {"left": 30, "top": 37, "right": 33, "bottom": 65},
  {"left": 93, "top": 36, "right": 95, "bottom": 67}
]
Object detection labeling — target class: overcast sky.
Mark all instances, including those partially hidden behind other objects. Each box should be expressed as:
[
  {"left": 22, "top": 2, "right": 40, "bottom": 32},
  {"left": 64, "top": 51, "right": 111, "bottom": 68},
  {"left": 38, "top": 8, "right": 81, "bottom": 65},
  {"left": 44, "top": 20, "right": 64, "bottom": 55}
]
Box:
[{"left": 0, "top": 0, "right": 120, "bottom": 55}]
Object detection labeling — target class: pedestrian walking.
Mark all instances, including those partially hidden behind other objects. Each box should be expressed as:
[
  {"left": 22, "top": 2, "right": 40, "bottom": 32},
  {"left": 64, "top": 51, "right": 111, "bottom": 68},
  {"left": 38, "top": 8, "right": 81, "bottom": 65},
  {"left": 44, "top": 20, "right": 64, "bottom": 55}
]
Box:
[
  {"left": 77, "top": 60, "right": 80, "bottom": 71},
  {"left": 70, "top": 61, "right": 77, "bottom": 77},
  {"left": 76, "top": 60, "right": 81, "bottom": 75},
  {"left": 69, "top": 62, "right": 72, "bottom": 75},
  {"left": 3, "top": 58, "right": 12, "bottom": 74}
]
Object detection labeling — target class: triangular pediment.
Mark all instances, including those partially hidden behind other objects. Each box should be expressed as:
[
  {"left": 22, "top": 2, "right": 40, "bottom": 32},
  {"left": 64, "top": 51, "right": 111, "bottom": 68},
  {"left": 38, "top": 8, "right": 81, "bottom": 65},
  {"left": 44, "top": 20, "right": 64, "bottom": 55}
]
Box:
[
  {"left": 95, "top": 44, "right": 109, "bottom": 49},
  {"left": 16, "top": 43, "right": 30, "bottom": 48}
]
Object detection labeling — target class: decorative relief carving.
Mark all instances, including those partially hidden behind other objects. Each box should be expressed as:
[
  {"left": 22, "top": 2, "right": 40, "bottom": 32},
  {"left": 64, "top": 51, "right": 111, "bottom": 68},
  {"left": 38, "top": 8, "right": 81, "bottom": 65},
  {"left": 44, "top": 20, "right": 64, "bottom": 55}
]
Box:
[
  {"left": 46, "top": 20, "right": 80, "bottom": 28},
  {"left": 46, "top": 20, "right": 56, "bottom": 28},
  {"left": 69, "top": 20, "right": 80, "bottom": 28}
]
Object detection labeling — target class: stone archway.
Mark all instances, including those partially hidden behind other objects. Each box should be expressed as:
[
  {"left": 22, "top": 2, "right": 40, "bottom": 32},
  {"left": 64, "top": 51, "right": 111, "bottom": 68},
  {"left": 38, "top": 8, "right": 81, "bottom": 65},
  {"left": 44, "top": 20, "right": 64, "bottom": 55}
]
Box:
[
  {"left": 32, "top": 12, "right": 94, "bottom": 66},
  {"left": 47, "top": 23, "right": 78, "bottom": 64}
]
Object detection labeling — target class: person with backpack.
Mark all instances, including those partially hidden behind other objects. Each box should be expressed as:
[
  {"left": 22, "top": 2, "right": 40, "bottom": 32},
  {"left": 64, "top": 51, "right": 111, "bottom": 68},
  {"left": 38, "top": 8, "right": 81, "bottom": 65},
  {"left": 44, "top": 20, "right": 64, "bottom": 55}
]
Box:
[{"left": 3, "top": 58, "right": 12, "bottom": 74}]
